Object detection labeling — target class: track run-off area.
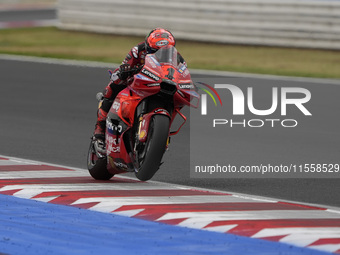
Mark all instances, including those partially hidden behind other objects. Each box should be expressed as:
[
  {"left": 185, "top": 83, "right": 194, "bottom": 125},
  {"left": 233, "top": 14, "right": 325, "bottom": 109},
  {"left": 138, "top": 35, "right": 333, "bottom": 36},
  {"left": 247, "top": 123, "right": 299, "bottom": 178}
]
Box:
[{"left": 0, "top": 155, "right": 339, "bottom": 254}]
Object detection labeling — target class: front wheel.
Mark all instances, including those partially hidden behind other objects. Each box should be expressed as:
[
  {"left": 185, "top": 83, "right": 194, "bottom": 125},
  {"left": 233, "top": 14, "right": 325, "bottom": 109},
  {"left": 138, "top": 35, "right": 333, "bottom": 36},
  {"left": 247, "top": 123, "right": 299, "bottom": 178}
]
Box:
[
  {"left": 87, "top": 140, "right": 114, "bottom": 180},
  {"left": 135, "top": 115, "right": 170, "bottom": 181}
]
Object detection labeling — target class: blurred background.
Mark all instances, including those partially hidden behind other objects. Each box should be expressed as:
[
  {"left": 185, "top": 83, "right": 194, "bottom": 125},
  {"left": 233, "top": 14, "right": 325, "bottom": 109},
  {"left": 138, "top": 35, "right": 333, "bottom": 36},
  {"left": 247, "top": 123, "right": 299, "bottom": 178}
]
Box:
[
  {"left": 56, "top": 0, "right": 340, "bottom": 50},
  {"left": 2, "top": 0, "right": 340, "bottom": 50},
  {"left": 1, "top": 0, "right": 340, "bottom": 78}
]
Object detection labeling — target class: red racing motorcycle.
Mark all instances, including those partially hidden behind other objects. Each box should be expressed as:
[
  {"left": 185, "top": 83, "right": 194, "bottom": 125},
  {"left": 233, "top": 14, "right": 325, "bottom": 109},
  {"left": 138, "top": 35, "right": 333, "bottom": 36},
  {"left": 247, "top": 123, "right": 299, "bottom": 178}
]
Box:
[{"left": 87, "top": 46, "right": 199, "bottom": 181}]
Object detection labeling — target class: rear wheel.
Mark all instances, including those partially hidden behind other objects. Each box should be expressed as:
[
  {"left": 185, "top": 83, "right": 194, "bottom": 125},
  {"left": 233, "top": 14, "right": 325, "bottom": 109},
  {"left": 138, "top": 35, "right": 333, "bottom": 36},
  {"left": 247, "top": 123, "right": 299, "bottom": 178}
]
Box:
[
  {"left": 87, "top": 140, "right": 114, "bottom": 180},
  {"left": 134, "top": 115, "right": 170, "bottom": 181}
]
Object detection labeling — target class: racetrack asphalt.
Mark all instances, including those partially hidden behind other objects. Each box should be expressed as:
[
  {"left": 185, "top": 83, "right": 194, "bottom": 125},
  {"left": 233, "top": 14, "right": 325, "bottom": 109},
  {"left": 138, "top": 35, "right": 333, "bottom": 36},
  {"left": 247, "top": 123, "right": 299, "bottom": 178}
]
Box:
[{"left": 0, "top": 57, "right": 339, "bottom": 207}]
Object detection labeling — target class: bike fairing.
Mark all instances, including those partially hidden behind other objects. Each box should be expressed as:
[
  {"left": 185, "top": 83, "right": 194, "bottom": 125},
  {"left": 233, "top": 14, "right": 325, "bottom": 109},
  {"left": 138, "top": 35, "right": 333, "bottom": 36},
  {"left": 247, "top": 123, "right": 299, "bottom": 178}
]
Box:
[
  {"left": 88, "top": 46, "right": 199, "bottom": 181},
  {"left": 93, "top": 40, "right": 186, "bottom": 139}
]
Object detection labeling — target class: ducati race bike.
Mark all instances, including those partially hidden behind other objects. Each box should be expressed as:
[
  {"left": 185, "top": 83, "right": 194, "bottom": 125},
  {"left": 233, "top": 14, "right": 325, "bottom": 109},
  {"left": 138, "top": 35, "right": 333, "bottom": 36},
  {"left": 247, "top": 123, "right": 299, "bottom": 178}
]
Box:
[{"left": 87, "top": 46, "right": 199, "bottom": 181}]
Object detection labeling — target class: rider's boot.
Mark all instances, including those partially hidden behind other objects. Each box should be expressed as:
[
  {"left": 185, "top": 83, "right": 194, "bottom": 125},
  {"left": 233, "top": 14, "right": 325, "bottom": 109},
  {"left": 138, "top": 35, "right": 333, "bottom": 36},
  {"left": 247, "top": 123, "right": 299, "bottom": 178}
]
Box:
[{"left": 93, "top": 109, "right": 107, "bottom": 155}]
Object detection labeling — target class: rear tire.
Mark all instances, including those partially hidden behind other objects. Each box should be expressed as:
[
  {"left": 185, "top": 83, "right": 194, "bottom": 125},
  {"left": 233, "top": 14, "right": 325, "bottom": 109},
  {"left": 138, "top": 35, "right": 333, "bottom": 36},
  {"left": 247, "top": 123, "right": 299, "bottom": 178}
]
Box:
[
  {"left": 135, "top": 115, "right": 170, "bottom": 181},
  {"left": 87, "top": 141, "right": 114, "bottom": 180}
]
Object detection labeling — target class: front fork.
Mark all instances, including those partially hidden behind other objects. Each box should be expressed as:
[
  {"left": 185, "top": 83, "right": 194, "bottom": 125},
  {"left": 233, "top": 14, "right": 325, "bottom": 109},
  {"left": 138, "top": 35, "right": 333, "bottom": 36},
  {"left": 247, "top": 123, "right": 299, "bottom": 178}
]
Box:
[
  {"left": 135, "top": 107, "right": 186, "bottom": 147},
  {"left": 132, "top": 107, "right": 171, "bottom": 169},
  {"left": 137, "top": 108, "right": 171, "bottom": 143}
]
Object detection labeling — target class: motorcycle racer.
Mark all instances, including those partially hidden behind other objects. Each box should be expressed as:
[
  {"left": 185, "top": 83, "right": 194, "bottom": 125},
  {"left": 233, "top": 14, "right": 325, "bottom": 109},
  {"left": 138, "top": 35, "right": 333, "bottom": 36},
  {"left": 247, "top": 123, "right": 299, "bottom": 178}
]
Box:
[{"left": 93, "top": 28, "right": 186, "bottom": 152}]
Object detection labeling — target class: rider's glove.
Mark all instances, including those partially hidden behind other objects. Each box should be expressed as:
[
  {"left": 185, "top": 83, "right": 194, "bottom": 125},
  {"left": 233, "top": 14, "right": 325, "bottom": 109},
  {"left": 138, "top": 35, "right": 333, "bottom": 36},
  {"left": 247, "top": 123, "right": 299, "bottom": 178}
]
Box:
[
  {"left": 118, "top": 64, "right": 131, "bottom": 80},
  {"left": 109, "top": 69, "right": 119, "bottom": 81},
  {"left": 134, "top": 64, "right": 143, "bottom": 74}
]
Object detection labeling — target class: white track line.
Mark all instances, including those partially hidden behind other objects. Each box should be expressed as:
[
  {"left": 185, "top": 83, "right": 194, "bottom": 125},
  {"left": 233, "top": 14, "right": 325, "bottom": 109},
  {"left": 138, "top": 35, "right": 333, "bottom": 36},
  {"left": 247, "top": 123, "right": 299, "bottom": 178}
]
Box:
[{"left": 0, "top": 54, "right": 339, "bottom": 85}]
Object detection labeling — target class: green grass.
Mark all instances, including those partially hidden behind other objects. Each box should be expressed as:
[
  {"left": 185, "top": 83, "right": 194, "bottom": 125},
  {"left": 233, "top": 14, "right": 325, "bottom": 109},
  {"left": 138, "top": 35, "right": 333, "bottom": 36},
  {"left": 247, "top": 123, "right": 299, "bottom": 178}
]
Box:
[{"left": 1, "top": 27, "right": 340, "bottom": 79}]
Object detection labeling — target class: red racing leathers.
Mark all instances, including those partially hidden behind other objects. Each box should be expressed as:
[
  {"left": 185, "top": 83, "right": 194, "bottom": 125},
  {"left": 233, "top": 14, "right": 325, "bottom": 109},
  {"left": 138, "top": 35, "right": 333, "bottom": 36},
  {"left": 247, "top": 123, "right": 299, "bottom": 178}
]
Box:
[{"left": 94, "top": 41, "right": 186, "bottom": 138}]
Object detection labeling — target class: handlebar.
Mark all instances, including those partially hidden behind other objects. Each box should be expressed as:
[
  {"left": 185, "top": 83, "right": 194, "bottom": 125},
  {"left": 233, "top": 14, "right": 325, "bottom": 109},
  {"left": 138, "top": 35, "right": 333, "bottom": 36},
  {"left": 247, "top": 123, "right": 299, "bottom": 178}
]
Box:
[{"left": 109, "top": 65, "right": 143, "bottom": 81}]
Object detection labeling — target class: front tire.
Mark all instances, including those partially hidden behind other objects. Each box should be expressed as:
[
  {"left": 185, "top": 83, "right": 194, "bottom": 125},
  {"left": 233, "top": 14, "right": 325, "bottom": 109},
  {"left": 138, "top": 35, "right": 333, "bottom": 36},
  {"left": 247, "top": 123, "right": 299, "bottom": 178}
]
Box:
[
  {"left": 135, "top": 115, "right": 170, "bottom": 181},
  {"left": 87, "top": 140, "right": 114, "bottom": 180}
]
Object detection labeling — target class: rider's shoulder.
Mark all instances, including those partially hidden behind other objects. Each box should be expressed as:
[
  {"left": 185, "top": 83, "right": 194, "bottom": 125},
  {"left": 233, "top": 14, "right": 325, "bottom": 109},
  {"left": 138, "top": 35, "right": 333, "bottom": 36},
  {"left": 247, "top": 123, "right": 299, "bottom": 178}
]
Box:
[
  {"left": 131, "top": 42, "right": 146, "bottom": 58},
  {"left": 137, "top": 41, "right": 146, "bottom": 51}
]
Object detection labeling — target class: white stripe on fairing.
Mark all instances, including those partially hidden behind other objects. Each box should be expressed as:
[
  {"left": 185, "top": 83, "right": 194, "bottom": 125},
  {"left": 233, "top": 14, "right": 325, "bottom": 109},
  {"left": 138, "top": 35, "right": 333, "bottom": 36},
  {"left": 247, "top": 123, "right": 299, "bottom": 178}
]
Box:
[
  {"left": 157, "top": 210, "right": 340, "bottom": 223},
  {"left": 71, "top": 195, "right": 261, "bottom": 213},
  {"left": 252, "top": 227, "right": 340, "bottom": 247}
]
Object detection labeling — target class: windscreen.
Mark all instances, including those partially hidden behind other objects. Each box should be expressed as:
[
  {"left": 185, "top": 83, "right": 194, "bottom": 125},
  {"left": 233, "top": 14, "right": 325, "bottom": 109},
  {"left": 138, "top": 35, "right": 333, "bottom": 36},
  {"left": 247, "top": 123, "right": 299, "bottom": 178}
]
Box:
[{"left": 153, "top": 46, "right": 178, "bottom": 67}]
